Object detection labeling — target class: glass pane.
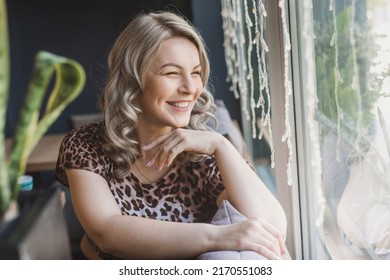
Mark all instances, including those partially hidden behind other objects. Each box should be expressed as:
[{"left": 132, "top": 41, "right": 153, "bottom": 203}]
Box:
[{"left": 310, "top": 0, "right": 390, "bottom": 259}]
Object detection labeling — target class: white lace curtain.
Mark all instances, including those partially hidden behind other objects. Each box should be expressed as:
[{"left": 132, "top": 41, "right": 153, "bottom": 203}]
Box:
[
  {"left": 220, "top": 0, "right": 390, "bottom": 258},
  {"left": 220, "top": 0, "right": 294, "bottom": 185}
]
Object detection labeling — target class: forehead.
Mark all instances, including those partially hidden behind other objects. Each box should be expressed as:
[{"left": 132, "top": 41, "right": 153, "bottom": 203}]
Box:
[{"left": 152, "top": 37, "right": 201, "bottom": 67}]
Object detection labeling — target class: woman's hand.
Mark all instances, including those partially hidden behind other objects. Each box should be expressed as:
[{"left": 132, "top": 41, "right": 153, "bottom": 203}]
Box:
[
  {"left": 141, "top": 128, "right": 222, "bottom": 170},
  {"left": 213, "top": 217, "right": 287, "bottom": 260}
]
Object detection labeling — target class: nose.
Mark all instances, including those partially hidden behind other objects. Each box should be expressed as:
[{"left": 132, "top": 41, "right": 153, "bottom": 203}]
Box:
[{"left": 178, "top": 75, "right": 198, "bottom": 95}]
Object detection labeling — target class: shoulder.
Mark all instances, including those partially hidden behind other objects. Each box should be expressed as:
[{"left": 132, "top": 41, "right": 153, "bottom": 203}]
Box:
[
  {"left": 58, "top": 122, "right": 108, "bottom": 168},
  {"left": 63, "top": 122, "right": 104, "bottom": 146},
  {"left": 56, "top": 122, "right": 111, "bottom": 185},
  {"left": 60, "top": 122, "right": 106, "bottom": 156}
]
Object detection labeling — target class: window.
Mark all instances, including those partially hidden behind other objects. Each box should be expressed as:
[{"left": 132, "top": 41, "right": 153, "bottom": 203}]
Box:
[
  {"left": 221, "top": 0, "right": 390, "bottom": 259},
  {"left": 290, "top": 0, "right": 390, "bottom": 259}
]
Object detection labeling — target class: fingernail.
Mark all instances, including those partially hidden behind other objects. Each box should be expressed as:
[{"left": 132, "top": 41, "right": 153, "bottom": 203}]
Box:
[
  {"left": 146, "top": 160, "right": 152, "bottom": 167},
  {"left": 141, "top": 144, "right": 148, "bottom": 150},
  {"left": 155, "top": 165, "right": 159, "bottom": 171}
]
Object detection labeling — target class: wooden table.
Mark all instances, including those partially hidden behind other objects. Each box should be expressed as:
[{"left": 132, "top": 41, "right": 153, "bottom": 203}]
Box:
[{"left": 6, "top": 134, "right": 66, "bottom": 172}]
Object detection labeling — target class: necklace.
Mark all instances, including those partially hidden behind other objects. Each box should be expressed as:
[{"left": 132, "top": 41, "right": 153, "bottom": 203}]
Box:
[{"left": 134, "top": 161, "right": 153, "bottom": 184}]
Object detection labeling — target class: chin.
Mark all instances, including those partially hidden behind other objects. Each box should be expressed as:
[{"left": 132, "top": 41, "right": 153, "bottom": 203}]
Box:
[
  {"left": 163, "top": 113, "right": 192, "bottom": 129},
  {"left": 171, "top": 120, "right": 191, "bottom": 129},
  {"left": 172, "top": 123, "right": 189, "bottom": 129}
]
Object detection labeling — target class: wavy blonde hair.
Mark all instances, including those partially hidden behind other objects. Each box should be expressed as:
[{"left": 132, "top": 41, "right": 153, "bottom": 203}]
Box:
[{"left": 99, "top": 11, "right": 217, "bottom": 178}]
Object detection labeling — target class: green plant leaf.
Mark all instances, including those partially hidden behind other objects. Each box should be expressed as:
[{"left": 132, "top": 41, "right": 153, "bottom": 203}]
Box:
[
  {"left": 33, "top": 51, "right": 86, "bottom": 148},
  {"left": 8, "top": 51, "right": 85, "bottom": 199},
  {"left": 0, "top": 0, "right": 11, "bottom": 214}
]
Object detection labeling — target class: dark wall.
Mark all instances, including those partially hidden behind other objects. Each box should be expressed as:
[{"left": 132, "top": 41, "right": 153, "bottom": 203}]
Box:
[
  {"left": 6, "top": 0, "right": 240, "bottom": 137},
  {"left": 191, "top": 0, "right": 241, "bottom": 124},
  {"left": 6, "top": 0, "right": 240, "bottom": 138},
  {"left": 5, "top": 0, "right": 193, "bottom": 137}
]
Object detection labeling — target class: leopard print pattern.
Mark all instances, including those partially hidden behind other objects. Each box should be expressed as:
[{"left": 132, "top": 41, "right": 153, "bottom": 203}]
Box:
[{"left": 55, "top": 122, "right": 225, "bottom": 258}]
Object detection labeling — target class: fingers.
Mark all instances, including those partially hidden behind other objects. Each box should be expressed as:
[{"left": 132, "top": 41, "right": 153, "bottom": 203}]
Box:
[
  {"left": 141, "top": 132, "right": 172, "bottom": 151},
  {"left": 253, "top": 228, "right": 283, "bottom": 259},
  {"left": 234, "top": 218, "right": 286, "bottom": 260},
  {"left": 260, "top": 218, "right": 288, "bottom": 256},
  {"left": 239, "top": 231, "right": 282, "bottom": 260},
  {"left": 144, "top": 135, "right": 185, "bottom": 170},
  {"left": 141, "top": 129, "right": 182, "bottom": 169},
  {"left": 248, "top": 242, "right": 282, "bottom": 260},
  {"left": 141, "top": 129, "right": 216, "bottom": 170}
]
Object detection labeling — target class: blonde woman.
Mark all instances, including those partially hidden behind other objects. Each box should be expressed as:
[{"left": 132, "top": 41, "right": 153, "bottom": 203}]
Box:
[{"left": 55, "top": 11, "right": 288, "bottom": 260}]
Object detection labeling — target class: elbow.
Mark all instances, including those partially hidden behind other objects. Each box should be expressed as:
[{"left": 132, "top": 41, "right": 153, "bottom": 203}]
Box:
[
  {"left": 268, "top": 204, "right": 288, "bottom": 235},
  {"left": 280, "top": 210, "right": 288, "bottom": 235},
  {"left": 276, "top": 203, "right": 288, "bottom": 234},
  {"left": 272, "top": 193, "right": 288, "bottom": 235},
  {"left": 84, "top": 224, "right": 124, "bottom": 259},
  {"left": 86, "top": 231, "right": 118, "bottom": 258}
]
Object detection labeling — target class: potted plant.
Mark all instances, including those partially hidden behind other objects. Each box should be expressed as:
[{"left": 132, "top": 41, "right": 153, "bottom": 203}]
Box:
[{"left": 0, "top": 0, "right": 86, "bottom": 259}]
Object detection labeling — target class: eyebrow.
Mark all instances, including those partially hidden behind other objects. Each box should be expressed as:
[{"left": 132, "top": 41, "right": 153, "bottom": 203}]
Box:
[{"left": 160, "top": 63, "right": 202, "bottom": 70}]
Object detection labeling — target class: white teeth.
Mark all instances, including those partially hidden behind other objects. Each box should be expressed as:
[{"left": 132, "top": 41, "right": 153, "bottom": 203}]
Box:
[{"left": 169, "top": 102, "right": 189, "bottom": 108}]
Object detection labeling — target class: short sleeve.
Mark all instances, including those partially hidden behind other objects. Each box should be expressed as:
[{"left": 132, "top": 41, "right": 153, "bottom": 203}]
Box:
[{"left": 55, "top": 123, "right": 111, "bottom": 186}]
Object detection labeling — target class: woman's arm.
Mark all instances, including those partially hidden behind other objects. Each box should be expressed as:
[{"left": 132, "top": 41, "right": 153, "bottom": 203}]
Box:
[
  {"left": 67, "top": 168, "right": 284, "bottom": 259},
  {"left": 143, "top": 130, "right": 287, "bottom": 229},
  {"left": 213, "top": 134, "right": 287, "bottom": 232},
  {"left": 142, "top": 129, "right": 288, "bottom": 256},
  {"left": 213, "top": 134, "right": 288, "bottom": 257},
  {"left": 68, "top": 168, "right": 211, "bottom": 259}
]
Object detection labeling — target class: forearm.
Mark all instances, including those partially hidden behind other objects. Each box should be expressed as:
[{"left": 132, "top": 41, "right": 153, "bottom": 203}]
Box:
[
  {"left": 92, "top": 215, "right": 215, "bottom": 259},
  {"left": 68, "top": 168, "right": 215, "bottom": 259},
  {"left": 214, "top": 135, "right": 287, "bottom": 233},
  {"left": 89, "top": 212, "right": 286, "bottom": 260}
]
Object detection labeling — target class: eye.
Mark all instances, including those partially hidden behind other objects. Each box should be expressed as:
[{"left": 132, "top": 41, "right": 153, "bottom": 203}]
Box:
[
  {"left": 192, "top": 71, "right": 202, "bottom": 77},
  {"left": 165, "top": 72, "right": 180, "bottom": 77}
]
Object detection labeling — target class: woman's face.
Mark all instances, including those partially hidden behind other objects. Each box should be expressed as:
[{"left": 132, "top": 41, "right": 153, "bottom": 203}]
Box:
[{"left": 138, "top": 36, "right": 203, "bottom": 130}]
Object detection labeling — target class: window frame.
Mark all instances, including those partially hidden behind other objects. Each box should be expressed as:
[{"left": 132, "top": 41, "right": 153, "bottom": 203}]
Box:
[
  {"left": 262, "top": 0, "right": 304, "bottom": 260},
  {"left": 238, "top": 0, "right": 376, "bottom": 260},
  {"left": 284, "top": 0, "right": 388, "bottom": 260}
]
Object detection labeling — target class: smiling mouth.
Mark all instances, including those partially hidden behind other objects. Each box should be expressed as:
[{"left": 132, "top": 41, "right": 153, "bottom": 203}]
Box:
[{"left": 166, "top": 101, "right": 190, "bottom": 108}]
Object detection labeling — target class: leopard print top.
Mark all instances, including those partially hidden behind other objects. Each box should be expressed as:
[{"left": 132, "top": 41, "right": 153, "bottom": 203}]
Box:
[{"left": 55, "top": 122, "right": 225, "bottom": 258}]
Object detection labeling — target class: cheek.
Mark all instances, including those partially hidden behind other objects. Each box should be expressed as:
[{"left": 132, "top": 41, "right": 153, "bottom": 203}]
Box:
[
  {"left": 142, "top": 84, "right": 168, "bottom": 103},
  {"left": 195, "top": 80, "right": 203, "bottom": 96},
  {"left": 195, "top": 82, "right": 204, "bottom": 99},
  {"left": 195, "top": 91, "right": 202, "bottom": 101}
]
